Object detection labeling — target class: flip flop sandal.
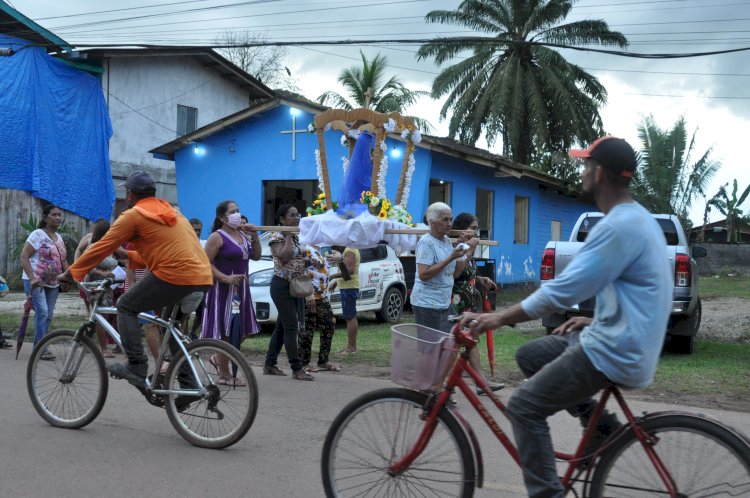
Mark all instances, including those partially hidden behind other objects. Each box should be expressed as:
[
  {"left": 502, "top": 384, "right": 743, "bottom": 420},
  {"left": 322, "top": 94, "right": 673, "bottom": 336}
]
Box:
[
  {"left": 40, "top": 351, "right": 56, "bottom": 361},
  {"left": 217, "top": 376, "right": 247, "bottom": 387},
  {"left": 318, "top": 362, "right": 341, "bottom": 372},
  {"left": 101, "top": 349, "right": 115, "bottom": 359}
]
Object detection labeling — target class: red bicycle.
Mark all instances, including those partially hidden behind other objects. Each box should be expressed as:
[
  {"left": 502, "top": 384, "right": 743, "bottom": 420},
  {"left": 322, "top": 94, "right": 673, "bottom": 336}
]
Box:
[{"left": 321, "top": 320, "right": 750, "bottom": 497}]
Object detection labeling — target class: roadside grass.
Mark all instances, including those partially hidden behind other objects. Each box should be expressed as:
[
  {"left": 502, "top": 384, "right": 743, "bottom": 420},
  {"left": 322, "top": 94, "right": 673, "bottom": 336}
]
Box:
[
  {"left": 241, "top": 314, "right": 750, "bottom": 401},
  {"left": 699, "top": 275, "right": 750, "bottom": 299}
]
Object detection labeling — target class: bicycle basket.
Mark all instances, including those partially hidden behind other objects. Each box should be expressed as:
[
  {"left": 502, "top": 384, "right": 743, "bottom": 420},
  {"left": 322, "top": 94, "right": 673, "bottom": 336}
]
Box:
[{"left": 390, "top": 324, "right": 456, "bottom": 391}]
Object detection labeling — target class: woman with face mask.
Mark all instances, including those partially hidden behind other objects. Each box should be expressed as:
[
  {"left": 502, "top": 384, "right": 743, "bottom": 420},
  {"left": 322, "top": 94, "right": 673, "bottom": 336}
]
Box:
[{"left": 200, "top": 199, "right": 262, "bottom": 385}]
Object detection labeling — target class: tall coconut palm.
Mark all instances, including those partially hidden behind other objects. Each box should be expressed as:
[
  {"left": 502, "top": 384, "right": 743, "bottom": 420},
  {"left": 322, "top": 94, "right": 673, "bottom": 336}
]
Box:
[
  {"left": 417, "top": 0, "right": 627, "bottom": 164},
  {"left": 632, "top": 115, "right": 721, "bottom": 229},
  {"left": 317, "top": 51, "right": 433, "bottom": 132}
]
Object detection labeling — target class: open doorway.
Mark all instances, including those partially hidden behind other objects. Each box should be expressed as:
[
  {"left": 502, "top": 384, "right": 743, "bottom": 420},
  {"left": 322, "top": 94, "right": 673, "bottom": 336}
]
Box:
[
  {"left": 262, "top": 180, "right": 319, "bottom": 226},
  {"left": 428, "top": 179, "right": 452, "bottom": 206}
]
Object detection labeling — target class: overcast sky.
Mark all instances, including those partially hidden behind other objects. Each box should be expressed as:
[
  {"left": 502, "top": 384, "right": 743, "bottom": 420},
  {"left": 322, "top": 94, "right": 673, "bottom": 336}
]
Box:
[{"left": 12, "top": 0, "right": 750, "bottom": 224}]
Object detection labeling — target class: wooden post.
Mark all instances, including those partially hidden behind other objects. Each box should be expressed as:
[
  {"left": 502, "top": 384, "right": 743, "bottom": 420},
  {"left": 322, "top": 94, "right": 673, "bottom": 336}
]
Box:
[
  {"left": 371, "top": 127, "right": 386, "bottom": 197},
  {"left": 395, "top": 140, "right": 415, "bottom": 206},
  {"left": 316, "top": 129, "right": 333, "bottom": 211}
]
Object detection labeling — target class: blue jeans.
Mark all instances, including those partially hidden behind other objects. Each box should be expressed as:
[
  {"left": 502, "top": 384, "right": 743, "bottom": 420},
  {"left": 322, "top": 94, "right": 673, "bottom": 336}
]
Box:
[
  {"left": 507, "top": 335, "right": 611, "bottom": 498},
  {"left": 24, "top": 281, "right": 60, "bottom": 345}
]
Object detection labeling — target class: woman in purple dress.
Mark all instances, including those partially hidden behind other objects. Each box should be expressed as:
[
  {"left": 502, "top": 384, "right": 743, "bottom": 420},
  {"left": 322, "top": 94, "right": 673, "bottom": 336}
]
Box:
[{"left": 201, "top": 199, "right": 261, "bottom": 385}]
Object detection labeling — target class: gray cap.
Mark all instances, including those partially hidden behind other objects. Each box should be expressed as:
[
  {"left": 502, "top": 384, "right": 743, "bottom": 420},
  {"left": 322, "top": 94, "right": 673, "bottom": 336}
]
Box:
[{"left": 119, "top": 171, "right": 155, "bottom": 193}]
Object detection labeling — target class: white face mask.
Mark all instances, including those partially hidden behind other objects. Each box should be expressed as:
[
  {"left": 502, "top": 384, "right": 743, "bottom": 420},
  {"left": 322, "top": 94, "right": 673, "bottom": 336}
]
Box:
[{"left": 226, "top": 212, "right": 242, "bottom": 228}]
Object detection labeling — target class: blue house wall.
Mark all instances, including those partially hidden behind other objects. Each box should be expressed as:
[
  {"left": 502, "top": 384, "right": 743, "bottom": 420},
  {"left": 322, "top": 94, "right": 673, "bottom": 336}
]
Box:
[{"left": 171, "top": 102, "right": 594, "bottom": 285}]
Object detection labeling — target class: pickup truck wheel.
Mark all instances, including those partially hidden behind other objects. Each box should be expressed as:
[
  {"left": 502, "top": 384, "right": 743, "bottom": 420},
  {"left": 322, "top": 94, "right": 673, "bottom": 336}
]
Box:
[
  {"left": 668, "top": 335, "right": 694, "bottom": 354},
  {"left": 375, "top": 288, "right": 404, "bottom": 323},
  {"left": 667, "top": 298, "right": 701, "bottom": 354}
]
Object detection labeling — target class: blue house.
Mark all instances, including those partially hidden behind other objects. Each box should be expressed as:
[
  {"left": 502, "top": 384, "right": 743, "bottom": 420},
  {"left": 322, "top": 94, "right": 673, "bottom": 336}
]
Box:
[{"left": 151, "top": 93, "right": 595, "bottom": 285}]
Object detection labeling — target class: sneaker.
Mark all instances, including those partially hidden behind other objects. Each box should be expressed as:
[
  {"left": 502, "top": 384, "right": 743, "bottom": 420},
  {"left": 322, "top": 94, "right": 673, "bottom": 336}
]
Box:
[
  {"left": 476, "top": 381, "right": 506, "bottom": 396},
  {"left": 263, "top": 365, "right": 286, "bottom": 376},
  {"left": 107, "top": 362, "right": 147, "bottom": 388},
  {"left": 581, "top": 412, "right": 623, "bottom": 466}
]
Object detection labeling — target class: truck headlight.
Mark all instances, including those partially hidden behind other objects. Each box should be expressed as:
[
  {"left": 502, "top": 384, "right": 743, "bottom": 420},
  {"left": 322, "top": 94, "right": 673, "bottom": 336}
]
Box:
[{"left": 249, "top": 269, "right": 273, "bottom": 286}]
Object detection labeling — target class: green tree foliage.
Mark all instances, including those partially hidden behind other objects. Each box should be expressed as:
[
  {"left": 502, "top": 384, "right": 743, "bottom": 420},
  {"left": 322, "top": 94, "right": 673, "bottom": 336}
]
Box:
[
  {"left": 709, "top": 180, "right": 750, "bottom": 243},
  {"left": 631, "top": 115, "right": 721, "bottom": 230},
  {"left": 317, "top": 51, "right": 433, "bottom": 132},
  {"left": 417, "top": 0, "right": 627, "bottom": 164}
]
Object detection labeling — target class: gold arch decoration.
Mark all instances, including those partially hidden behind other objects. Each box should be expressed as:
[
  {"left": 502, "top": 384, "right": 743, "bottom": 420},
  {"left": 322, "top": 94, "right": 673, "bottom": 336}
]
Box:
[{"left": 311, "top": 108, "right": 418, "bottom": 211}]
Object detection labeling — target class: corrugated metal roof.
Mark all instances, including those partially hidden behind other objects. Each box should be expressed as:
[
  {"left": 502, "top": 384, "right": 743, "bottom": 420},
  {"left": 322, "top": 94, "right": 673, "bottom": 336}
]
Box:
[{"left": 0, "top": 1, "right": 72, "bottom": 54}]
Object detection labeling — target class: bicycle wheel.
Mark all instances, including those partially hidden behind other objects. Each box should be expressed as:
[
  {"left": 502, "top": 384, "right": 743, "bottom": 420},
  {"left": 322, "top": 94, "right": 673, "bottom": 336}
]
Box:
[
  {"left": 164, "top": 339, "right": 258, "bottom": 449},
  {"left": 589, "top": 413, "right": 750, "bottom": 497},
  {"left": 27, "top": 329, "right": 108, "bottom": 429},
  {"left": 321, "top": 387, "right": 475, "bottom": 498}
]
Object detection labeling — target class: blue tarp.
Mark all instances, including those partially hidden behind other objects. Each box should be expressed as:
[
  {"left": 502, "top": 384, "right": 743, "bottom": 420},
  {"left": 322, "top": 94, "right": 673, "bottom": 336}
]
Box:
[{"left": 0, "top": 34, "right": 114, "bottom": 221}]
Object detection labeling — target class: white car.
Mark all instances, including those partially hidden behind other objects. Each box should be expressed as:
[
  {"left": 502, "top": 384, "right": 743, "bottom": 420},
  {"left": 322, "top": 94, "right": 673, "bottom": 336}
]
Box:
[{"left": 248, "top": 232, "right": 407, "bottom": 324}]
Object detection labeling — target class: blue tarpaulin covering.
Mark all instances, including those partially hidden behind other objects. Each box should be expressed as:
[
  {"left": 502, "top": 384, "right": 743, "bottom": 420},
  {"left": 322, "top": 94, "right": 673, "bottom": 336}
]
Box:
[{"left": 0, "top": 34, "right": 114, "bottom": 221}]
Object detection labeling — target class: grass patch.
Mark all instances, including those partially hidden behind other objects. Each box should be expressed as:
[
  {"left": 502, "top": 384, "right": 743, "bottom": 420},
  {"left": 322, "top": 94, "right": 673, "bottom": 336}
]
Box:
[
  {"left": 0, "top": 312, "right": 87, "bottom": 341},
  {"left": 700, "top": 275, "right": 750, "bottom": 299},
  {"left": 648, "top": 341, "right": 750, "bottom": 398}
]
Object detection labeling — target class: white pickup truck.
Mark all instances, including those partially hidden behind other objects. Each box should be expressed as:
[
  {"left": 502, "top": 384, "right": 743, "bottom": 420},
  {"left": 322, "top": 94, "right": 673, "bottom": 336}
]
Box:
[{"left": 540, "top": 212, "right": 708, "bottom": 354}]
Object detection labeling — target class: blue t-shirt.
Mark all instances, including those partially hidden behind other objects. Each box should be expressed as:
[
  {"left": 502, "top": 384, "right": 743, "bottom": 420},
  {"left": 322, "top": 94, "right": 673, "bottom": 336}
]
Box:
[
  {"left": 521, "top": 202, "right": 672, "bottom": 388},
  {"left": 410, "top": 234, "right": 457, "bottom": 310}
]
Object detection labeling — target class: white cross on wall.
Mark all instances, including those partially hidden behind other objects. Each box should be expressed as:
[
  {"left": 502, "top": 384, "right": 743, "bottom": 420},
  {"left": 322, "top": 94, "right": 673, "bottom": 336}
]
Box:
[{"left": 279, "top": 114, "right": 308, "bottom": 161}]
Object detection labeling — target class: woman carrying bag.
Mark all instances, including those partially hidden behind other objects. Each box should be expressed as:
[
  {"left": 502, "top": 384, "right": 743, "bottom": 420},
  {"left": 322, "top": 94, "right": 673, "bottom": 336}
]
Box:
[{"left": 20, "top": 204, "right": 69, "bottom": 359}]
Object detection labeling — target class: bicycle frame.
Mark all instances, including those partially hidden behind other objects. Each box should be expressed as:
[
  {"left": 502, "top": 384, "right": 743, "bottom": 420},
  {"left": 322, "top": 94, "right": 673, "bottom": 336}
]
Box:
[
  {"left": 70, "top": 283, "right": 208, "bottom": 399},
  {"left": 389, "top": 324, "right": 680, "bottom": 496}
]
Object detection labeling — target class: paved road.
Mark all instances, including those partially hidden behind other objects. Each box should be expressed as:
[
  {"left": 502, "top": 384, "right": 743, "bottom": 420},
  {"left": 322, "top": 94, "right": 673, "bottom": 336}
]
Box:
[{"left": 2, "top": 343, "right": 748, "bottom": 498}]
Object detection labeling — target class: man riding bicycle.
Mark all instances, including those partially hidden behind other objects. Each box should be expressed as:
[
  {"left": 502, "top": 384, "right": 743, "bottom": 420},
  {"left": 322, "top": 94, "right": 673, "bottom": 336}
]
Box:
[
  {"left": 462, "top": 137, "right": 672, "bottom": 498},
  {"left": 59, "top": 171, "right": 212, "bottom": 389}
]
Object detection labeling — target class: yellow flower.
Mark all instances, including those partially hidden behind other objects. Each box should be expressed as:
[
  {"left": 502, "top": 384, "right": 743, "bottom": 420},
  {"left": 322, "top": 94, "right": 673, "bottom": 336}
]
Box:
[
  {"left": 382, "top": 200, "right": 391, "bottom": 210},
  {"left": 313, "top": 199, "right": 321, "bottom": 205},
  {"left": 318, "top": 192, "right": 326, "bottom": 199},
  {"left": 378, "top": 208, "right": 388, "bottom": 220}
]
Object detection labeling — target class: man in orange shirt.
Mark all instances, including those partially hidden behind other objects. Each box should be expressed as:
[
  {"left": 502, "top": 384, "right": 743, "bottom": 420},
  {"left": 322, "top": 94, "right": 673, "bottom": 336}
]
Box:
[{"left": 59, "top": 171, "right": 212, "bottom": 388}]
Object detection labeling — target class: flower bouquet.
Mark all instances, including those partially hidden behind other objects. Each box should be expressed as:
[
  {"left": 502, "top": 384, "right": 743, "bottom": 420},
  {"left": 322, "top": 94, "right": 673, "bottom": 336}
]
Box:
[
  {"left": 306, "top": 192, "right": 339, "bottom": 216},
  {"left": 360, "top": 191, "right": 414, "bottom": 225}
]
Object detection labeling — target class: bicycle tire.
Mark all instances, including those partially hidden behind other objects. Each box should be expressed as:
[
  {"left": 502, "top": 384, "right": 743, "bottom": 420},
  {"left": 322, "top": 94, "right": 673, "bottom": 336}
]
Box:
[
  {"left": 27, "top": 329, "right": 108, "bottom": 429},
  {"left": 589, "top": 413, "right": 750, "bottom": 497},
  {"left": 321, "top": 387, "right": 476, "bottom": 498},
  {"left": 164, "top": 339, "right": 258, "bottom": 449}
]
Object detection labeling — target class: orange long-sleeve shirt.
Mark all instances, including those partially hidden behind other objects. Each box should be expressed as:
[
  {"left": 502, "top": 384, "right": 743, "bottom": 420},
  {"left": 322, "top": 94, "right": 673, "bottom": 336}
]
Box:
[{"left": 70, "top": 197, "right": 212, "bottom": 286}]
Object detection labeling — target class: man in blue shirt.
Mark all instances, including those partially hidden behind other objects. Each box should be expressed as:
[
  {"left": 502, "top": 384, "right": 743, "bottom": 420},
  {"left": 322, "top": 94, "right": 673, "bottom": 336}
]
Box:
[{"left": 462, "top": 137, "right": 672, "bottom": 498}]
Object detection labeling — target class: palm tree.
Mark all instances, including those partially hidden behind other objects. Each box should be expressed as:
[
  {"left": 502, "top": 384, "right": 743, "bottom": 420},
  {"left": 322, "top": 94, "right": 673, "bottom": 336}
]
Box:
[
  {"left": 417, "top": 0, "right": 627, "bottom": 164},
  {"left": 709, "top": 180, "right": 750, "bottom": 243},
  {"left": 632, "top": 115, "right": 721, "bottom": 230},
  {"left": 317, "top": 51, "right": 433, "bottom": 132}
]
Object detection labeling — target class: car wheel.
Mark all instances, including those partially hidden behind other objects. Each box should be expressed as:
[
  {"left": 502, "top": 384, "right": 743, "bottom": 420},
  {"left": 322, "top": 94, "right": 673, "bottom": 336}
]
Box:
[{"left": 375, "top": 287, "right": 404, "bottom": 323}]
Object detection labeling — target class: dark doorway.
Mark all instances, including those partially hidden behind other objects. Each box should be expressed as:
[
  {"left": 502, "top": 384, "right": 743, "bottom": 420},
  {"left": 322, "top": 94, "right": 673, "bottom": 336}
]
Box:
[{"left": 262, "top": 180, "right": 319, "bottom": 226}]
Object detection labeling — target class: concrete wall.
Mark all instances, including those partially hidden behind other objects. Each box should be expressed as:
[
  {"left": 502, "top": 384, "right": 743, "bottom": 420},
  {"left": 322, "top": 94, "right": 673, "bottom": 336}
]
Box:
[
  {"left": 695, "top": 243, "right": 750, "bottom": 276},
  {"left": 102, "top": 56, "right": 252, "bottom": 202}
]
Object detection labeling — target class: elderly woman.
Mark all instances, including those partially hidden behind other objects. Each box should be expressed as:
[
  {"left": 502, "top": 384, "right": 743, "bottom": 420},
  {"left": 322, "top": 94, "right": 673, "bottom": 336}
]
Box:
[{"left": 410, "top": 202, "right": 472, "bottom": 333}]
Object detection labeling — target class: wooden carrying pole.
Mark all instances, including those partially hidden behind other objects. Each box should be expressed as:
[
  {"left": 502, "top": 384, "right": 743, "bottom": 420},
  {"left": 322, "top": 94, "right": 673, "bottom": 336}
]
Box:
[{"left": 251, "top": 226, "right": 499, "bottom": 246}]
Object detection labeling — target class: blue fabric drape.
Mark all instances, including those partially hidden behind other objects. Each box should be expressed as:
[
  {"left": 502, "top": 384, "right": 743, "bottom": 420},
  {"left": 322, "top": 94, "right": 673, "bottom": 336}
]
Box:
[
  {"left": 0, "top": 34, "right": 114, "bottom": 221},
  {"left": 337, "top": 131, "right": 374, "bottom": 218}
]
